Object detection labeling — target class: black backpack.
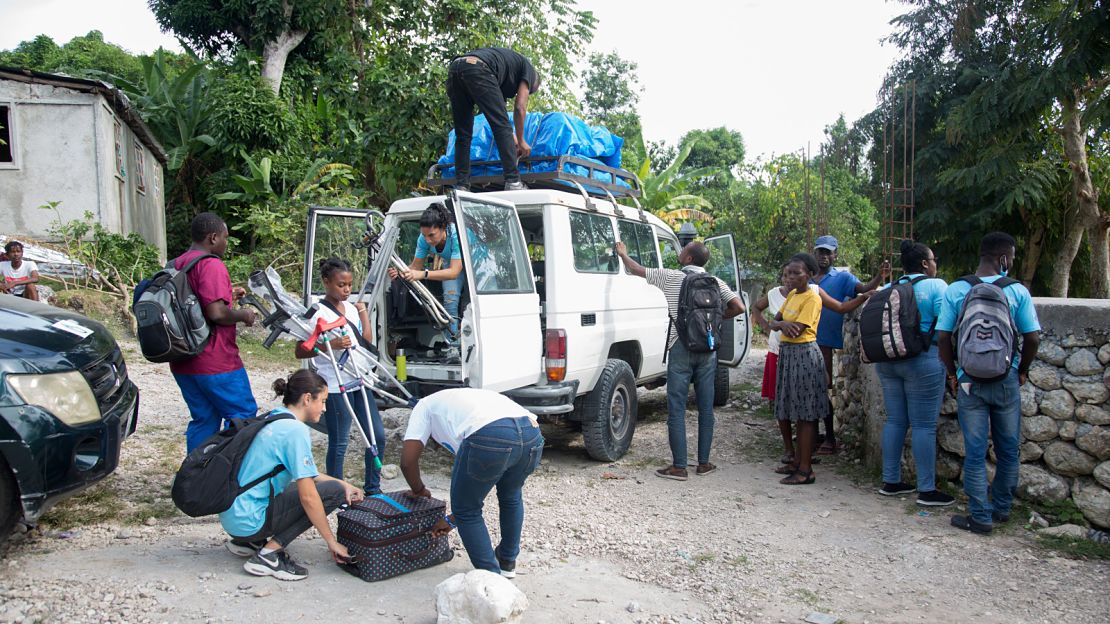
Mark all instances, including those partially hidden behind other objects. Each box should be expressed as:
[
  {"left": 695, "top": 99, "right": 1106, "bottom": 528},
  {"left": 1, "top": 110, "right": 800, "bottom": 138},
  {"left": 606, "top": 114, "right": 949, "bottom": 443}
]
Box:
[
  {"left": 666, "top": 268, "right": 723, "bottom": 359},
  {"left": 133, "top": 253, "right": 216, "bottom": 363},
  {"left": 859, "top": 275, "right": 938, "bottom": 363},
  {"left": 171, "top": 411, "right": 293, "bottom": 518}
]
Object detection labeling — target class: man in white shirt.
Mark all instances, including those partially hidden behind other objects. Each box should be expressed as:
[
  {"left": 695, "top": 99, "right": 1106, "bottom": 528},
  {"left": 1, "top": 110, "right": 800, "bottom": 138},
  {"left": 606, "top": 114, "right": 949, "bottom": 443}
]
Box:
[
  {"left": 400, "top": 388, "right": 543, "bottom": 578},
  {"left": 0, "top": 240, "right": 40, "bottom": 301}
]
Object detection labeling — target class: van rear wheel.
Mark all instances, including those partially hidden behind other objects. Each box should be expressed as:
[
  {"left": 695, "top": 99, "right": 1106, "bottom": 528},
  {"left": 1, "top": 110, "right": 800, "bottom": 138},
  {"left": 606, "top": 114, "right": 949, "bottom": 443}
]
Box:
[
  {"left": 581, "top": 359, "right": 637, "bottom": 462},
  {"left": 713, "top": 365, "right": 730, "bottom": 407}
]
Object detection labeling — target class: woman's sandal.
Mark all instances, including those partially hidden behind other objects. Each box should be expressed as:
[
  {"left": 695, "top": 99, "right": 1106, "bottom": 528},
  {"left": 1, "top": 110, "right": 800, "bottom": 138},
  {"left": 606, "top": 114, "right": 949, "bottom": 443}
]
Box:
[
  {"left": 774, "top": 463, "right": 798, "bottom": 475},
  {"left": 779, "top": 469, "right": 815, "bottom": 485},
  {"left": 779, "top": 453, "right": 795, "bottom": 464}
]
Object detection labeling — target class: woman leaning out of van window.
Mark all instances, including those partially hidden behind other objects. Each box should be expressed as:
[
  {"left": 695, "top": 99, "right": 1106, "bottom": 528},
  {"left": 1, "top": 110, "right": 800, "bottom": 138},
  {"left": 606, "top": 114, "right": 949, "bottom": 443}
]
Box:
[
  {"left": 874, "top": 240, "right": 954, "bottom": 507},
  {"left": 295, "top": 257, "right": 385, "bottom": 495},
  {"left": 388, "top": 202, "right": 466, "bottom": 345},
  {"left": 221, "top": 370, "right": 363, "bottom": 582}
]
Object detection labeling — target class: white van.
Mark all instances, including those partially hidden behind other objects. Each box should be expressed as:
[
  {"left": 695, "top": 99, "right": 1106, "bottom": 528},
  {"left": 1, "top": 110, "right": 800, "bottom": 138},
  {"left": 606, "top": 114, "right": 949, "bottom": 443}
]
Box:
[{"left": 302, "top": 188, "right": 750, "bottom": 461}]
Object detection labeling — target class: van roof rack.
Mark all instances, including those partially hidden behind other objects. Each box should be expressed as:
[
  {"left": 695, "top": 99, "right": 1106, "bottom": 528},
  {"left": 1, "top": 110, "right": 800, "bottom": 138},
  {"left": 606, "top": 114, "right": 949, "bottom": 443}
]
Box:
[{"left": 426, "top": 155, "right": 642, "bottom": 199}]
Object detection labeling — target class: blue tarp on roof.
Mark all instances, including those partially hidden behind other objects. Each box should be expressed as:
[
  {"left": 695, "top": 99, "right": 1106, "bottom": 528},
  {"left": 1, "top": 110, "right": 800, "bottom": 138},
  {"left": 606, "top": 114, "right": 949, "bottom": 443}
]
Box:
[{"left": 436, "top": 112, "right": 627, "bottom": 189}]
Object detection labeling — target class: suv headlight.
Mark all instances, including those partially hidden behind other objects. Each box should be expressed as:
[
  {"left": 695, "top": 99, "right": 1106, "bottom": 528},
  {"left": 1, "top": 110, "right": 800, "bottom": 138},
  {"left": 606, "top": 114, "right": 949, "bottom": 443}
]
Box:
[{"left": 7, "top": 371, "right": 101, "bottom": 426}]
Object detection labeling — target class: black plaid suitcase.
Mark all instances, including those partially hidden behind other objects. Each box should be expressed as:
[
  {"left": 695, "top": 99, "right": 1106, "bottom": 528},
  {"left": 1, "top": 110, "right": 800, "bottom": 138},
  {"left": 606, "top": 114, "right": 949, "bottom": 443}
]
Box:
[{"left": 336, "top": 491, "right": 454, "bottom": 581}]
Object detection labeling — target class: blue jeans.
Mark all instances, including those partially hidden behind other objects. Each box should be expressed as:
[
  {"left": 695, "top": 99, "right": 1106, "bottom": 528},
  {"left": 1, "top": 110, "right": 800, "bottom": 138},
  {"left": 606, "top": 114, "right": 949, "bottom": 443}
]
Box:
[
  {"left": 174, "top": 368, "right": 258, "bottom": 452},
  {"left": 450, "top": 416, "right": 543, "bottom": 574},
  {"left": 442, "top": 272, "right": 465, "bottom": 342},
  {"left": 666, "top": 340, "right": 717, "bottom": 468},
  {"left": 324, "top": 391, "right": 385, "bottom": 493},
  {"left": 957, "top": 369, "right": 1021, "bottom": 525},
  {"left": 876, "top": 350, "right": 945, "bottom": 491}
]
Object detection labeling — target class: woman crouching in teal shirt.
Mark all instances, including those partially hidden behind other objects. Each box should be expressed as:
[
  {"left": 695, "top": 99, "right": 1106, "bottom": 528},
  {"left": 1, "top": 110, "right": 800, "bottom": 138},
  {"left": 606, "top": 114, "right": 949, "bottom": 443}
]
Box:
[{"left": 221, "top": 369, "right": 364, "bottom": 581}]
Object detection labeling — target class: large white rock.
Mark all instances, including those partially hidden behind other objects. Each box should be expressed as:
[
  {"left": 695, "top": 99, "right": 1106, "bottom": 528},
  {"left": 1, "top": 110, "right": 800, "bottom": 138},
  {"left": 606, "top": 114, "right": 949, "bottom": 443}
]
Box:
[
  {"left": 1073, "top": 478, "right": 1110, "bottom": 530},
  {"left": 1065, "top": 348, "right": 1103, "bottom": 376},
  {"left": 1039, "top": 389, "right": 1076, "bottom": 420},
  {"left": 1017, "top": 463, "right": 1070, "bottom": 503},
  {"left": 435, "top": 571, "right": 528, "bottom": 624}
]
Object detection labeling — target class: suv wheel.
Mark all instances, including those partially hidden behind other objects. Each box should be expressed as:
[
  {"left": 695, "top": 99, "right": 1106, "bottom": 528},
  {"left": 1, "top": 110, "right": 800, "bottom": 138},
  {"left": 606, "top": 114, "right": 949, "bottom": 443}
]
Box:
[
  {"left": 0, "top": 456, "right": 20, "bottom": 543},
  {"left": 713, "top": 365, "right": 730, "bottom": 407},
  {"left": 581, "top": 359, "right": 637, "bottom": 462}
]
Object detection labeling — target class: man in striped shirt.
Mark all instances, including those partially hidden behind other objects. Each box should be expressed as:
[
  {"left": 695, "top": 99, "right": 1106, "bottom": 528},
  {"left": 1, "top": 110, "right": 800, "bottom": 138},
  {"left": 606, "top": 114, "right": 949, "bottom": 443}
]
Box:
[{"left": 615, "top": 241, "right": 744, "bottom": 481}]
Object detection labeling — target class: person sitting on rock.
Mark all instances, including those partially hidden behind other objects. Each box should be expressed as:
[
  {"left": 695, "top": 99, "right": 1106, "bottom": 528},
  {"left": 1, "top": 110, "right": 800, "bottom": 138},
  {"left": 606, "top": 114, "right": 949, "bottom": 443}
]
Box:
[
  {"left": 399, "top": 388, "right": 544, "bottom": 578},
  {"left": 222, "top": 369, "right": 364, "bottom": 581}
]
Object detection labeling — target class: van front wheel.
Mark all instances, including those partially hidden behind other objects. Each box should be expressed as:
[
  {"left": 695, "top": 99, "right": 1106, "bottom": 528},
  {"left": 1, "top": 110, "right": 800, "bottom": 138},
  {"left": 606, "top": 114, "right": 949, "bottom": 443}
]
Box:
[{"left": 581, "top": 359, "right": 637, "bottom": 462}]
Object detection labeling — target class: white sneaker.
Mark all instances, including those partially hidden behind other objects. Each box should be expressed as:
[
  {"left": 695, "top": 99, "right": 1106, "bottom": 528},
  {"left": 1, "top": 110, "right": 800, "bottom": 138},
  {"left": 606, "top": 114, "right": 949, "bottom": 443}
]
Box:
[{"left": 243, "top": 550, "right": 307, "bottom": 581}]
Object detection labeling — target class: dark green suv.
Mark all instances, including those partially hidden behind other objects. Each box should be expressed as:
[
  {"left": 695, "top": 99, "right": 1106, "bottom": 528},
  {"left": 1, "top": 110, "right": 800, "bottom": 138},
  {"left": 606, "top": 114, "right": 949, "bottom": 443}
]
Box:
[{"left": 0, "top": 294, "right": 138, "bottom": 540}]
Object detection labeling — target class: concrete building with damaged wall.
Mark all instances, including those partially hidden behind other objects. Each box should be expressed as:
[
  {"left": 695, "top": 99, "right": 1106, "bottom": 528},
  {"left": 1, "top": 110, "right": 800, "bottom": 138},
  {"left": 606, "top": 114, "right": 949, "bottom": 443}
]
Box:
[{"left": 0, "top": 67, "right": 168, "bottom": 260}]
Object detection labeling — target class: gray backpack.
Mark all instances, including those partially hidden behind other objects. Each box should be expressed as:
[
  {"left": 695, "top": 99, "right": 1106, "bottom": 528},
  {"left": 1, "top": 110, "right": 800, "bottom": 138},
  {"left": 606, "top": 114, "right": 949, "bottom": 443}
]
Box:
[
  {"left": 133, "top": 254, "right": 216, "bottom": 363},
  {"left": 954, "top": 275, "right": 1019, "bottom": 382}
]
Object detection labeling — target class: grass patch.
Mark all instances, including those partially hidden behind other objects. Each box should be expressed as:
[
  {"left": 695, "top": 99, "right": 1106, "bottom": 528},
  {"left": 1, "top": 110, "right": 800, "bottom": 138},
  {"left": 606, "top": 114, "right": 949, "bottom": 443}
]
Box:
[
  {"left": 791, "top": 588, "right": 821, "bottom": 608},
  {"left": 1034, "top": 499, "right": 1088, "bottom": 526},
  {"left": 51, "top": 285, "right": 131, "bottom": 335},
  {"left": 1036, "top": 535, "right": 1110, "bottom": 560},
  {"left": 726, "top": 554, "right": 750, "bottom": 567},
  {"left": 238, "top": 333, "right": 301, "bottom": 369},
  {"left": 39, "top": 482, "right": 123, "bottom": 529}
]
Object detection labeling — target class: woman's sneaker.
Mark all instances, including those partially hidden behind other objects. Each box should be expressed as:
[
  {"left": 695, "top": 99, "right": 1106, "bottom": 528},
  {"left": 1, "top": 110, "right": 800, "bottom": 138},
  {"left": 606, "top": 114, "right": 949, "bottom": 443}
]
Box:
[
  {"left": 497, "top": 556, "right": 516, "bottom": 579},
  {"left": 916, "top": 490, "right": 956, "bottom": 506},
  {"left": 878, "top": 482, "right": 916, "bottom": 496},
  {"left": 226, "top": 539, "right": 266, "bottom": 557},
  {"left": 244, "top": 550, "right": 308, "bottom": 581}
]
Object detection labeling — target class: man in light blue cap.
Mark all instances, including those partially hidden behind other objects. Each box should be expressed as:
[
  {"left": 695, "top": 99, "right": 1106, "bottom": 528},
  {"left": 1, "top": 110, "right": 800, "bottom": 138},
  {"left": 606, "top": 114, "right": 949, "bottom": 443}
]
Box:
[{"left": 811, "top": 235, "right": 889, "bottom": 454}]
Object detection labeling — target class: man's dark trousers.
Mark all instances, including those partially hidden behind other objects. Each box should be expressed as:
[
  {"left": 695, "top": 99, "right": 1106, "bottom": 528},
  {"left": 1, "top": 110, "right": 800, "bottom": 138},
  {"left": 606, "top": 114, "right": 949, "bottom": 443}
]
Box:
[{"left": 447, "top": 58, "right": 520, "bottom": 186}]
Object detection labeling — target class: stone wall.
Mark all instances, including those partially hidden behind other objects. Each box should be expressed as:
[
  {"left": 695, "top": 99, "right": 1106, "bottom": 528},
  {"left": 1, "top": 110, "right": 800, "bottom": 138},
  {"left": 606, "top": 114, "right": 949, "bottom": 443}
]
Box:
[{"left": 834, "top": 298, "right": 1110, "bottom": 529}]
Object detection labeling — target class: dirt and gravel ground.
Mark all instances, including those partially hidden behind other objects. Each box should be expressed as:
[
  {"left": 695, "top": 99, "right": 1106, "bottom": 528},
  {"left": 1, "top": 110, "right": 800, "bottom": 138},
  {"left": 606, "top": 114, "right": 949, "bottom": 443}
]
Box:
[{"left": 1, "top": 337, "right": 1107, "bottom": 624}]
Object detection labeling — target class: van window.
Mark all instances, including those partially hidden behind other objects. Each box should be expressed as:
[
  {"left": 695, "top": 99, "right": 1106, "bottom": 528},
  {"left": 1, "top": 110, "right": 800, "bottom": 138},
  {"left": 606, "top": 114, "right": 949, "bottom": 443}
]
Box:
[
  {"left": 618, "top": 220, "right": 660, "bottom": 270},
  {"left": 458, "top": 199, "right": 533, "bottom": 294},
  {"left": 659, "top": 239, "right": 681, "bottom": 270},
  {"left": 570, "top": 211, "right": 618, "bottom": 273}
]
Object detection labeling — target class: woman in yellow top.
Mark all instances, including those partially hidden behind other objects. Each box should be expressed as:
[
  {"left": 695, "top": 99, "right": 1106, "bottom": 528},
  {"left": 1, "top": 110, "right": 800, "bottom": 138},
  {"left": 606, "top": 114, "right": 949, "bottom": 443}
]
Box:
[{"left": 769, "top": 253, "right": 827, "bottom": 485}]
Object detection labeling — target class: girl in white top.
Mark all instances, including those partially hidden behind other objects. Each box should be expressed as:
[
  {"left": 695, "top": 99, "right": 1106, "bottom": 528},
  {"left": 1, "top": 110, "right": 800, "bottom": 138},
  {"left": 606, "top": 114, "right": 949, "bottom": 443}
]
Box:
[
  {"left": 400, "top": 388, "right": 543, "bottom": 578},
  {"left": 294, "top": 257, "right": 385, "bottom": 494}
]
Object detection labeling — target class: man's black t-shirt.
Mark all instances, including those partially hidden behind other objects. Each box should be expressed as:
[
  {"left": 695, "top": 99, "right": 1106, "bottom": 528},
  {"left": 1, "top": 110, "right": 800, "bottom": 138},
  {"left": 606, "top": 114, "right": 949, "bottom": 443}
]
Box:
[{"left": 466, "top": 47, "right": 539, "bottom": 99}]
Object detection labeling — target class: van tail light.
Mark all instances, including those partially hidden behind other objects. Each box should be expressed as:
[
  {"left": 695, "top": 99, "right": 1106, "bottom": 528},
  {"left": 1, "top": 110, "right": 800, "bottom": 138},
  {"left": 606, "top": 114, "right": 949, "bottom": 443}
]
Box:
[{"left": 545, "top": 328, "right": 567, "bottom": 382}]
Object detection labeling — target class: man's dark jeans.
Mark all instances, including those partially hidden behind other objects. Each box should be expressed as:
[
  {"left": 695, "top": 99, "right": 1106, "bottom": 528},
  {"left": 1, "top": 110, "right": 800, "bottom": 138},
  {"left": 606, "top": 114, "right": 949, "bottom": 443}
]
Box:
[
  {"left": 446, "top": 58, "right": 520, "bottom": 185},
  {"left": 231, "top": 479, "right": 346, "bottom": 548}
]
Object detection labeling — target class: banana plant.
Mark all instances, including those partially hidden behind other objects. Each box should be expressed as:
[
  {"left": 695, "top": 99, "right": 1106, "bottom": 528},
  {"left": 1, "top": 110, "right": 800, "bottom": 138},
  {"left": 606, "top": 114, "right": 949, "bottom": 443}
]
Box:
[{"left": 633, "top": 138, "right": 720, "bottom": 227}]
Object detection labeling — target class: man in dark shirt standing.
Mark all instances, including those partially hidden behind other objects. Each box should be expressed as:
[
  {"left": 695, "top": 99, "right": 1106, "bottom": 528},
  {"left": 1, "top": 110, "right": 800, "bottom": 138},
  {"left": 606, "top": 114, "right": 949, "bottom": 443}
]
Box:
[{"left": 447, "top": 47, "right": 541, "bottom": 191}]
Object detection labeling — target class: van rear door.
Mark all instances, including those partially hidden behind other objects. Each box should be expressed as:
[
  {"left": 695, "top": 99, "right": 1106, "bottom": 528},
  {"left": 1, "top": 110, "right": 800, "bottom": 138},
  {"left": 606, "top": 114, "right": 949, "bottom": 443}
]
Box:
[
  {"left": 704, "top": 233, "right": 751, "bottom": 367},
  {"left": 303, "top": 206, "right": 374, "bottom": 307},
  {"left": 448, "top": 192, "right": 543, "bottom": 391}
]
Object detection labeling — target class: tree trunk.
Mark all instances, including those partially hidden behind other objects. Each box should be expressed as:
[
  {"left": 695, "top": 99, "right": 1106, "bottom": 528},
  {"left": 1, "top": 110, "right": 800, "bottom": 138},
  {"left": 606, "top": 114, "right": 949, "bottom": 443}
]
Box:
[
  {"left": 260, "top": 0, "right": 307, "bottom": 95},
  {"left": 1019, "top": 213, "right": 1045, "bottom": 287},
  {"left": 1050, "top": 95, "right": 1109, "bottom": 298}
]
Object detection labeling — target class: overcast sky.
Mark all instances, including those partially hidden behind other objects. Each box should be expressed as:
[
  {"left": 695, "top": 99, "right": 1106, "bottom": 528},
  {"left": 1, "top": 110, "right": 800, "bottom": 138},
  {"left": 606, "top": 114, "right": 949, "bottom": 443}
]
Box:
[{"left": 1, "top": 0, "right": 909, "bottom": 160}]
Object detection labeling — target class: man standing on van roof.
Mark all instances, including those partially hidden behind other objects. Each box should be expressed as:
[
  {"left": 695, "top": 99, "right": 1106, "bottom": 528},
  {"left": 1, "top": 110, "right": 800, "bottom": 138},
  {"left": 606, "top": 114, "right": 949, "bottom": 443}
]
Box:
[
  {"left": 447, "top": 47, "right": 541, "bottom": 192},
  {"left": 616, "top": 241, "right": 745, "bottom": 481},
  {"left": 811, "top": 235, "right": 888, "bottom": 455}
]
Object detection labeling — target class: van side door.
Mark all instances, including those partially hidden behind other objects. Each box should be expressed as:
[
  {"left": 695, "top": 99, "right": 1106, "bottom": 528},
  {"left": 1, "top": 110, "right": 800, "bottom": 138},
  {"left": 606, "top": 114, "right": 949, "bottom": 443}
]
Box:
[
  {"left": 448, "top": 192, "right": 543, "bottom": 391},
  {"left": 704, "top": 233, "right": 751, "bottom": 367}
]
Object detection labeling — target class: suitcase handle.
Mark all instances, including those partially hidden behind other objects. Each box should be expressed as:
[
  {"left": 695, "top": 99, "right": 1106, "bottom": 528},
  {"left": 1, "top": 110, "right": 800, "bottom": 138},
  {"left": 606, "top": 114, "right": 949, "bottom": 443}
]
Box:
[{"left": 395, "top": 533, "right": 440, "bottom": 561}]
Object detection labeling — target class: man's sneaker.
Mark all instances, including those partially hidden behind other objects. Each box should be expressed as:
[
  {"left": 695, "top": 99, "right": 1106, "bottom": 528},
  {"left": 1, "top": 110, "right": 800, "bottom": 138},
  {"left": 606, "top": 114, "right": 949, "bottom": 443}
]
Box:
[
  {"left": 655, "top": 466, "right": 688, "bottom": 481},
  {"left": 950, "top": 515, "right": 992, "bottom": 535},
  {"left": 916, "top": 490, "right": 956, "bottom": 506},
  {"left": 244, "top": 550, "right": 308, "bottom": 581},
  {"left": 878, "top": 482, "right": 916, "bottom": 496},
  {"left": 226, "top": 539, "right": 267, "bottom": 557},
  {"left": 504, "top": 180, "right": 527, "bottom": 191},
  {"left": 696, "top": 463, "right": 718, "bottom": 476}
]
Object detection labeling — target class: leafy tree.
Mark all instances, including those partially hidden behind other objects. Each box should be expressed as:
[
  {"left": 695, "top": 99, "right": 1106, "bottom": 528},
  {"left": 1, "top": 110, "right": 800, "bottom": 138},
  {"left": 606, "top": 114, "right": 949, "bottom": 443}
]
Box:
[
  {"left": 148, "top": 0, "right": 347, "bottom": 94},
  {"left": 633, "top": 139, "right": 721, "bottom": 226},
  {"left": 679, "top": 127, "right": 745, "bottom": 177},
  {"left": 581, "top": 51, "right": 644, "bottom": 168},
  {"left": 0, "top": 31, "right": 150, "bottom": 85},
  {"left": 882, "top": 0, "right": 1110, "bottom": 297}
]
